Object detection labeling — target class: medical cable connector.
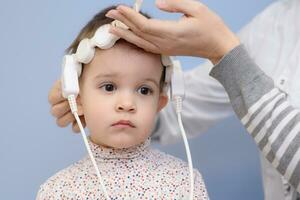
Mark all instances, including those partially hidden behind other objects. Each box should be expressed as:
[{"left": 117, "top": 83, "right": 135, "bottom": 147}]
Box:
[
  {"left": 62, "top": 56, "right": 110, "bottom": 199},
  {"left": 68, "top": 94, "right": 110, "bottom": 199},
  {"left": 171, "top": 59, "right": 194, "bottom": 200}
]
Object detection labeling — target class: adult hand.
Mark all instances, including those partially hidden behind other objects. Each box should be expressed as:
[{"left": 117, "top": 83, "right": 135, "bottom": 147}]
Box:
[
  {"left": 48, "top": 80, "right": 86, "bottom": 133},
  {"left": 106, "top": 0, "right": 240, "bottom": 64}
]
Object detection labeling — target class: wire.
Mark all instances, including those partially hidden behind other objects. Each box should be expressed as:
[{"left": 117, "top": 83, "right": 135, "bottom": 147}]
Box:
[
  {"left": 174, "top": 96, "right": 194, "bottom": 200},
  {"left": 134, "top": 0, "right": 143, "bottom": 12},
  {"left": 68, "top": 95, "right": 110, "bottom": 200}
]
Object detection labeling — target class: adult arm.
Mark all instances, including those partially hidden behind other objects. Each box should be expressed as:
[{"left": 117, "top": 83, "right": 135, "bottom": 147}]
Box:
[{"left": 210, "top": 44, "right": 300, "bottom": 192}]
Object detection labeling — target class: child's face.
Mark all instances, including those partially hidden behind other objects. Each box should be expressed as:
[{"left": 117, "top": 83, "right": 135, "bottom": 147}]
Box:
[{"left": 78, "top": 41, "right": 168, "bottom": 149}]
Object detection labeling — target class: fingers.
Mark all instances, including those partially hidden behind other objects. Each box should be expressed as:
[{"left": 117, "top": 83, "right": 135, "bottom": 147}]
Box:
[
  {"left": 54, "top": 105, "right": 86, "bottom": 133},
  {"left": 106, "top": 6, "right": 180, "bottom": 48},
  {"left": 57, "top": 112, "right": 85, "bottom": 133},
  {"left": 115, "top": 6, "right": 155, "bottom": 35},
  {"left": 72, "top": 122, "right": 80, "bottom": 133},
  {"left": 48, "top": 80, "right": 65, "bottom": 105},
  {"left": 109, "top": 26, "right": 159, "bottom": 53},
  {"left": 107, "top": 7, "right": 170, "bottom": 51},
  {"left": 107, "top": 8, "right": 160, "bottom": 39},
  {"left": 107, "top": 6, "right": 169, "bottom": 37},
  {"left": 108, "top": 9, "right": 141, "bottom": 34},
  {"left": 56, "top": 112, "right": 75, "bottom": 128},
  {"left": 156, "top": 0, "right": 206, "bottom": 17},
  {"left": 51, "top": 100, "right": 71, "bottom": 118},
  {"left": 49, "top": 80, "right": 85, "bottom": 133}
]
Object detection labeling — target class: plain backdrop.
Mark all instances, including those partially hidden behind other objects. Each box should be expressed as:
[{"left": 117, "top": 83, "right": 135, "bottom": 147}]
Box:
[{"left": 0, "top": 0, "right": 275, "bottom": 199}]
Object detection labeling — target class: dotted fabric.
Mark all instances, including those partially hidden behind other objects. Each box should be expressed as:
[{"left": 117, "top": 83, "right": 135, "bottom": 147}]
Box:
[{"left": 37, "top": 138, "right": 209, "bottom": 199}]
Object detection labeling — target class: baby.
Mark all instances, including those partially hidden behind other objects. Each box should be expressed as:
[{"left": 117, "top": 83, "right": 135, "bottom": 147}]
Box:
[{"left": 37, "top": 5, "right": 209, "bottom": 200}]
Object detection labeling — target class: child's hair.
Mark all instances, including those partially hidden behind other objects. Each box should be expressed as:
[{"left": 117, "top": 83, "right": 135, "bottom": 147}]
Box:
[{"left": 66, "top": 5, "right": 166, "bottom": 92}]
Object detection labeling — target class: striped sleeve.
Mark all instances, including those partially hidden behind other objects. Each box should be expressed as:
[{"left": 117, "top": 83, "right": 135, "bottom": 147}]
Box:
[{"left": 210, "top": 44, "right": 300, "bottom": 192}]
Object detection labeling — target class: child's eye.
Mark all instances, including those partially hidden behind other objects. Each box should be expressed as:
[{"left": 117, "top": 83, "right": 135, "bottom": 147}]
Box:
[
  {"left": 138, "top": 86, "right": 153, "bottom": 95},
  {"left": 100, "top": 83, "right": 116, "bottom": 92}
]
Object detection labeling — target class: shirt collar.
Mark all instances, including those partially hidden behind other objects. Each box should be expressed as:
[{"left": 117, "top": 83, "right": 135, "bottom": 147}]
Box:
[{"left": 88, "top": 138, "right": 151, "bottom": 161}]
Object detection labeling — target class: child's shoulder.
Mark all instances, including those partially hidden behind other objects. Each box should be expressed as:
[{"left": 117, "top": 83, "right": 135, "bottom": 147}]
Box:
[
  {"left": 148, "top": 148, "right": 201, "bottom": 174},
  {"left": 147, "top": 148, "right": 209, "bottom": 199},
  {"left": 36, "top": 157, "right": 90, "bottom": 199},
  {"left": 150, "top": 148, "right": 187, "bottom": 166}
]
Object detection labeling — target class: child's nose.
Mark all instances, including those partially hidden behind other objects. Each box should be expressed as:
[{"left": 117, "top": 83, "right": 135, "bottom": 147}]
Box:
[
  {"left": 115, "top": 94, "right": 136, "bottom": 113},
  {"left": 116, "top": 104, "right": 136, "bottom": 113}
]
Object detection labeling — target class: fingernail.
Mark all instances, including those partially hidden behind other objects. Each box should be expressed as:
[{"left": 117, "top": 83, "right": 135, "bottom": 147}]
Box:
[
  {"left": 105, "top": 10, "right": 116, "bottom": 18},
  {"left": 156, "top": 0, "right": 167, "bottom": 7},
  {"left": 105, "top": 10, "right": 114, "bottom": 18},
  {"left": 116, "top": 5, "right": 125, "bottom": 11}
]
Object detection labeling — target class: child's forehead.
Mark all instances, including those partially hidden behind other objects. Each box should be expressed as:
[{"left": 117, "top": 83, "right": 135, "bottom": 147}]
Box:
[
  {"left": 95, "top": 40, "right": 155, "bottom": 57},
  {"left": 90, "top": 41, "right": 162, "bottom": 69},
  {"left": 83, "top": 42, "right": 163, "bottom": 80}
]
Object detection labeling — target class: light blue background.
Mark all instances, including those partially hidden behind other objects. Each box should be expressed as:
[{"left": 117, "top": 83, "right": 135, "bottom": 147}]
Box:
[{"left": 0, "top": 0, "right": 275, "bottom": 199}]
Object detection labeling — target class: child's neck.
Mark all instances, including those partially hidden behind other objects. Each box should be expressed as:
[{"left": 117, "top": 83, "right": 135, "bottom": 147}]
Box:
[
  {"left": 88, "top": 137, "right": 151, "bottom": 160},
  {"left": 89, "top": 136, "right": 150, "bottom": 150}
]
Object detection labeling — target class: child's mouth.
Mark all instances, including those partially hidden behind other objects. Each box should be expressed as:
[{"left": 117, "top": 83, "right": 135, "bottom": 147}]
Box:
[{"left": 112, "top": 120, "right": 135, "bottom": 128}]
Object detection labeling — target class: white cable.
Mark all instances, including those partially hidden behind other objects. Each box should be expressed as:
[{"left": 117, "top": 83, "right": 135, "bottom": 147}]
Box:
[
  {"left": 134, "top": 0, "right": 143, "bottom": 12},
  {"left": 67, "top": 95, "right": 110, "bottom": 200},
  {"left": 174, "top": 96, "right": 194, "bottom": 200}
]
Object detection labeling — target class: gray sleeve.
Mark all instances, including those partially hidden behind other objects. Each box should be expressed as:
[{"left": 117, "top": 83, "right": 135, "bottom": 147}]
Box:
[{"left": 210, "top": 45, "right": 300, "bottom": 192}]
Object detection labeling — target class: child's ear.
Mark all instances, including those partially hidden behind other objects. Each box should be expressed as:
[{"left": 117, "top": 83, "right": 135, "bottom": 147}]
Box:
[
  {"left": 157, "top": 94, "right": 169, "bottom": 112},
  {"left": 76, "top": 94, "right": 84, "bottom": 116}
]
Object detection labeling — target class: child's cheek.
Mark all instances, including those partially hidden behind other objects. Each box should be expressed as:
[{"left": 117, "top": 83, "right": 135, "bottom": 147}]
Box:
[
  {"left": 138, "top": 104, "right": 157, "bottom": 130},
  {"left": 84, "top": 101, "right": 109, "bottom": 129}
]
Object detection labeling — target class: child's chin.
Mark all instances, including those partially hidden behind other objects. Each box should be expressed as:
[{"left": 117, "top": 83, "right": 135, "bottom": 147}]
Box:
[
  {"left": 110, "top": 138, "right": 143, "bottom": 149},
  {"left": 110, "top": 141, "right": 137, "bottom": 149}
]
